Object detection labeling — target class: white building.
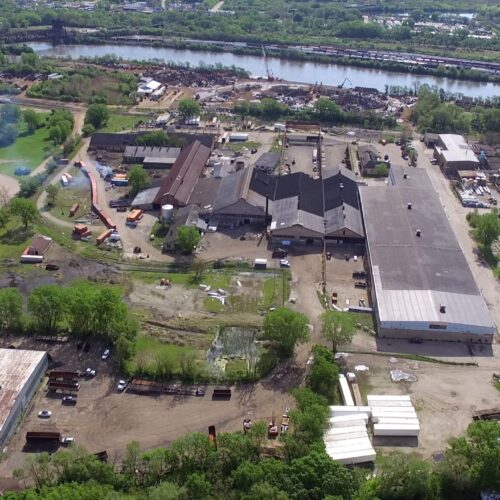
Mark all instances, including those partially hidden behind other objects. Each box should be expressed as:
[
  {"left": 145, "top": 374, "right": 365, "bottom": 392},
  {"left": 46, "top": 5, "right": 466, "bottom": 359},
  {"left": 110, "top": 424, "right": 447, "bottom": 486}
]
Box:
[
  {"left": 137, "top": 79, "right": 163, "bottom": 96},
  {"left": 435, "top": 134, "right": 479, "bottom": 173},
  {"left": 0, "top": 349, "right": 48, "bottom": 446}
]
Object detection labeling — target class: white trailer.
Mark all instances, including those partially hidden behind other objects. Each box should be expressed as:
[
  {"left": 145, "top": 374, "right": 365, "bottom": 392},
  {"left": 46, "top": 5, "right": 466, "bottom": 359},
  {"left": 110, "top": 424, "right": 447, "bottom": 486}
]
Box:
[{"left": 373, "top": 423, "right": 420, "bottom": 437}]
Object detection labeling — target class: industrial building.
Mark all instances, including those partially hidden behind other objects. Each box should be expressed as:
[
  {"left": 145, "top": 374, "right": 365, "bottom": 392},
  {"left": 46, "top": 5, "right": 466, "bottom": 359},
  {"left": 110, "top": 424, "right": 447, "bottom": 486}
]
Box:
[
  {"left": 162, "top": 204, "right": 208, "bottom": 252},
  {"left": 253, "top": 152, "right": 281, "bottom": 174},
  {"left": 250, "top": 166, "right": 364, "bottom": 246},
  {"left": 0, "top": 349, "right": 48, "bottom": 446},
  {"left": 434, "top": 134, "right": 479, "bottom": 173},
  {"left": 154, "top": 140, "right": 212, "bottom": 207},
  {"left": 359, "top": 166, "right": 495, "bottom": 342},
  {"left": 123, "top": 146, "right": 181, "bottom": 169}
]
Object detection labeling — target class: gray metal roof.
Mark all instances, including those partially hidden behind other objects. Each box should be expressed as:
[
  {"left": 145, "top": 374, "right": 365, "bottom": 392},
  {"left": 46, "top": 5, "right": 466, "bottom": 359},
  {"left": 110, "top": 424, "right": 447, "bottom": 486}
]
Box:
[
  {"left": 131, "top": 187, "right": 160, "bottom": 207},
  {"left": 360, "top": 165, "right": 494, "bottom": 331},
  {"left": 325, "top": 204, "right": 364, "bottom": 237},
  {"left": 212, "top": 168, "right": 250, "bottom": 212},
  {"left": 271, "top": 196, "right": 324, "bottom": 235},
  {"left": 254, "top": 152, "right": 280, "bottom": 170}
]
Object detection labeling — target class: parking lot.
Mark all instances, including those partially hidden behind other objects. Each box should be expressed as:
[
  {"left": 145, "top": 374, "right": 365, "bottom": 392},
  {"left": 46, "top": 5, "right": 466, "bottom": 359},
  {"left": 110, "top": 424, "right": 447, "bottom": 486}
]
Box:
[
  {"left": 325, "top": 245, "right": 369, "bottom": 310},
  {"left": 284, "top": 143, "right": 317, "bottom": 175},
  {"left": 0, "top": 335, "right": 296, "bottom": 474}
]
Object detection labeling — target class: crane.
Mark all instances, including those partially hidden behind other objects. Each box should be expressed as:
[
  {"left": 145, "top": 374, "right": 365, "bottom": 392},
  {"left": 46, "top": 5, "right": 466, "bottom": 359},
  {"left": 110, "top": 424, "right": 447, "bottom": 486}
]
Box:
[
  {"left": 262, "top": 45, "right": 275, "bottom": 82},
  {"left": 338, "top": 78, "right": 352, "bottom": 89}
]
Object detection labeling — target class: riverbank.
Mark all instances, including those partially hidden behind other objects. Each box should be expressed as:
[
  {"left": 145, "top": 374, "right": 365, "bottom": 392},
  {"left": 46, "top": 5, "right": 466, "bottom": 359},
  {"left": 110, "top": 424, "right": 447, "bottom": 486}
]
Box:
[
  {"left": 29, "top": 41, "right": 500, "bottom": 98},
  {"left": 67, "top": 34, "right": 500, "bottom": 86}
]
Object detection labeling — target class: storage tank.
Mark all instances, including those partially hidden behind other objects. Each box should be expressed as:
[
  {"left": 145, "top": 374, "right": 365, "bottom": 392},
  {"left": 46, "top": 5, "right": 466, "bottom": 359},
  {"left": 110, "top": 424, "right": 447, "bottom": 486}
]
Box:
[{"left": 161, "top": 204, "right": 174, "bottom": 222}]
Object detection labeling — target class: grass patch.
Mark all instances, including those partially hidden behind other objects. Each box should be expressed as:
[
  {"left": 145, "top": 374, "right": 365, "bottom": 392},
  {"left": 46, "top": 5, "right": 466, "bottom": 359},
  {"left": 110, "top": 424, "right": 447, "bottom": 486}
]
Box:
[
  {"left": 0, "top": 125, "right": 51, "bottom": 174},
  {"left": 150, "top": 220, "right": 170, "bottom": 250},
  {"left": 129, "top": 334, "right": 199, "bottom": 377},
  {"left": 47, "top": 171, "right": 92, "bottom": 221},
  {"left": 99, "top": 113, "right": 151, "bottom": 133},
  {"left": 495, "top": 380, "right": 500, "bottom": 392},
  {"left": 0, "top": 220, "right": 34, "bottom": 260},
  {"left": 260, "top": 271, "right": 291, "bottom": 309},
  {"left": 203, "top": 296, "right": 224, "bottom": 313},
  {"left": 226, "top": 141, "right": 261, "bottom": 153}
]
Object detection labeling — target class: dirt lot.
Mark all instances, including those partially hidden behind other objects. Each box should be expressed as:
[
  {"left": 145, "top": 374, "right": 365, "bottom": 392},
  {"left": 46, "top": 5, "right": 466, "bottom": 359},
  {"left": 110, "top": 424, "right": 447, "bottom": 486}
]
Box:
[
  {"left": 0, "top": 335, "right": 297, "bottom": 475},
  {"left": 345, "top": 332, "right": 500, "bottom": 457},
  {"left": 0, "top": 174, "right": 19, "bottom": 202}
]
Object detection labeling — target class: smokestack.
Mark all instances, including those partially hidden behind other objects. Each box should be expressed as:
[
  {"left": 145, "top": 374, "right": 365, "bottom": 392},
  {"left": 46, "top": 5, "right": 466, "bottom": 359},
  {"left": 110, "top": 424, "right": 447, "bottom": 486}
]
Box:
[
  {"left": 416, "top": 229, "right": 421, "bottom": 237},
  {"left": 407, "top": 203, "right": 412, "bottom": 210}
]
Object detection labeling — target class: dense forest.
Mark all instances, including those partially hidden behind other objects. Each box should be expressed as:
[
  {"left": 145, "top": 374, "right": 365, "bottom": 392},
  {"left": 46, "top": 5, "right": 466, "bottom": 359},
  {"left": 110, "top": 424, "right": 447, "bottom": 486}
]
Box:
[{"left": 0, "top": 0, "right": 499, "bottom": 56}]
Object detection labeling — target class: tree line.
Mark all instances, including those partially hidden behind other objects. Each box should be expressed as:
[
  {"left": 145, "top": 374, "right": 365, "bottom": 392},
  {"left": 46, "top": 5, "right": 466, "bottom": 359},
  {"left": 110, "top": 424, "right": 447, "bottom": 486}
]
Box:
[
  {"left": 5, "top": 389, "right": 499, "bottom": 498},
  {"left": 0, "top": 282, "right": 137, "bottom": 368},
  {"left": 234, "top": 97, "right": 397, "bottom": 130},
  {"left": 412, "top": 85, "right": 500, "bottom": 135}
]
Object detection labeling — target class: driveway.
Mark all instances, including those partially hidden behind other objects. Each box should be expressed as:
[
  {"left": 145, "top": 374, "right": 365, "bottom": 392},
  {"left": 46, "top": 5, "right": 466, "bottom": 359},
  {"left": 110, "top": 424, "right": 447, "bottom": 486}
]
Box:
[{"left": 0, "top": 174, "right": 20, "bottom": 203}]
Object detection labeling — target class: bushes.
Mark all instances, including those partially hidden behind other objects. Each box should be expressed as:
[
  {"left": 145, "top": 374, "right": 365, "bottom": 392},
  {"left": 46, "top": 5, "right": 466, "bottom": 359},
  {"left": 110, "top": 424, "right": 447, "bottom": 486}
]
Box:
[{"left": 306, "top": 345, "right": 339, "bottom": 403}]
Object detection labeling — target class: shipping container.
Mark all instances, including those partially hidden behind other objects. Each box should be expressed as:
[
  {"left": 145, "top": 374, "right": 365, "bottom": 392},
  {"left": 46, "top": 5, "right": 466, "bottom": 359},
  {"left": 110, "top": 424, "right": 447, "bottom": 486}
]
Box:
[
  {"left": 69, "top": 203, "right": 79, "bottom": 217},
  {"left": 61, "top": 175, "right": 68, "bottom": 187},
  {"left": 96, "top": 229, "right": 113, "bottom": 245}
]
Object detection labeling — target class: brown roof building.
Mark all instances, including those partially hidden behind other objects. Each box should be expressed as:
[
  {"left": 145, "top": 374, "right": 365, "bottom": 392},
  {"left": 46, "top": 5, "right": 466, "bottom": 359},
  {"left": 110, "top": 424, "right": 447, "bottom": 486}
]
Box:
[{"left": 154, "top": 141, "right": 211, "bottom": 207}]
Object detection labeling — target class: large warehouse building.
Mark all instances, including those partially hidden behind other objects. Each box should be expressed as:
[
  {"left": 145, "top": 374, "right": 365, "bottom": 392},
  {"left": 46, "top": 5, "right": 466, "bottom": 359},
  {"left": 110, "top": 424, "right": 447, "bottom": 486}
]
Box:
[
  {"left": 359, "top": 166, "right": 495, "bottom": 342},
  {"left": 0, "top": 349, "right": 48, "bottom": 446}
]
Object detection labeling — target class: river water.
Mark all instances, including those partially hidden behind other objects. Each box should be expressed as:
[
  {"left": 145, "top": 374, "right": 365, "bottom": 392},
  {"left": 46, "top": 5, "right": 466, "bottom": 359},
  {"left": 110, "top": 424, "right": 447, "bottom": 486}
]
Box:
[{"left": 29, "top": 42, "right": 500, "bottom": 98}]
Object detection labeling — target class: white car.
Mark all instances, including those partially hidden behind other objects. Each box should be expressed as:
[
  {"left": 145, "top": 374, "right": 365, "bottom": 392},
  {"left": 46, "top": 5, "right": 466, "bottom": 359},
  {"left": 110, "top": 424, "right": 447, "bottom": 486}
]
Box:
[
  {"left": 38, "top": 410, "right": 52, "bottom": 418},
  {"left": 117, "top": 380, "right": 127, "bottom": 391},
  {"left": 62, "top": 437, "right": 75, "bottom": 445},
  {"left": 101, "top": 349, "right": 110, "bottom": 360},
  {"left": 346, "top": 131, "right": 356, "bottom": 136},
  {"left": 280, "top": 259, "right": 290, "bottom": 268},
  {"left": 85, "top": 368, "right": 96, "bottom": 378}
]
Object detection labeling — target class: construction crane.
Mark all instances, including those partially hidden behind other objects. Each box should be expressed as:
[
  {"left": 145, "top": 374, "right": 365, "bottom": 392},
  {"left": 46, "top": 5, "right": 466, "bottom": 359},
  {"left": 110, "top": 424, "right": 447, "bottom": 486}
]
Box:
[
  {"left": 338, "top": 78, "right": 352, "bottom": 89},
  {"left": 262, "top": 45, "right": 275, "bottom": 82}
]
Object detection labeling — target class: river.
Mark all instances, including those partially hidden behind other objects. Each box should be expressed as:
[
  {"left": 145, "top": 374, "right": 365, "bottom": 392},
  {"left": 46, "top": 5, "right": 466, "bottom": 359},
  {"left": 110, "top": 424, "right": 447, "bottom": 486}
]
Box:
[{"left": 29, "top": 42, "right": 500, "bottom": 98}]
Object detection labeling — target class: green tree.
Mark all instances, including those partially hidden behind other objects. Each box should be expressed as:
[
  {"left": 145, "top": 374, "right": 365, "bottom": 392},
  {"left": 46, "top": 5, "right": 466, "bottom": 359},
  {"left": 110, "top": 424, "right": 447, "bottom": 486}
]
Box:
[
  {"left": 242, "top": 482, "right": 289, "bottom": 500},
  {"left": 314, "top": 97, "right": 343, "bottom": 122},
  {"left": 259, "top": 98, "right": 288, "bottom": 119},
  {"left": 475, "top": 209, "right": 500, "bottom": 248},
  {"left": 128, "top": 165, "right": 150, "bottom": 195},
  {"left": 185, "top": 473, "right": 211, "bottom": 499},
  {"left": 136, "top": 131, "right": 168, "bottom": 147},
  {"left": 439, "top": 420, "right": 500, "bottom": 497},
  {"left": 82, "top": 123, "right": 95, "bottom": 137},
  {"left": 28, "top": 285, "right": 66, "bottom": 333},
  {"left": 177, "top": 226, "right": 201, "bottom": 254},
  {"left": 320, "top": 310, "right": 356, "bottom": 352},
  {"left": 23, "top": 109, "right": 41, "bottom": 134},
  {"left": 0, "top": 287, "right": 23, "bottom": 332},
  {"left": 178, "top": 98, "right": 202, "bottom": 120},
  {"left": 263, "top": 308, "right": 309, "bottom": 357},
  {"left": 370, "top": 453, "right": 441, "bottom": 500},
  {"left": 9, "top": 198, "right": 38, "bottom": 227},
  {"left": 85, "top": 103, "right": 109, "bottom": 129},
  {"left": 18, "top": 177, "right": 40, "bottom": 198},
  {"left": 0, "top": 103, "right": 21, "bottom": 123},
  {"left": 45, "top": 184, "right": 59, "bottom": 206},
  {"left": 306, "top": 345, "right": 339, "bottom": 403},
  {"left": 0, "top": 206, "right": 10, "bottom": 228}
]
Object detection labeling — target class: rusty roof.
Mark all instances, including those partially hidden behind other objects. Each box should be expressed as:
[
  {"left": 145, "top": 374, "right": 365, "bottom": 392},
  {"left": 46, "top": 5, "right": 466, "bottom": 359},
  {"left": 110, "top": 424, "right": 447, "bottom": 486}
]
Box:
[
  {"left": 0, "top": 349, "right": 47, "bottom": 437},
  {"left": 155, "top": 141, "right": 211, "bottom": 206}
]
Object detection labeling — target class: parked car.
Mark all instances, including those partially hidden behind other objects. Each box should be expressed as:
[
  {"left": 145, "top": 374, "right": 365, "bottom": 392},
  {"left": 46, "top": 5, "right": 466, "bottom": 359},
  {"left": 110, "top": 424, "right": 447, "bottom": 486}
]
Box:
[
  {"left": 101, "top": 349, "right": 110, "bottom": 360},
  {"left": 62, "top": 396, "right": 77, "bottom": 406},
  {"left": 280, "top": 259, "right": 290, "bottom": 268},
  {"left": 117, "top": 380, "right": 127, "bottom": 391},
  {"left": 196, "top": 388, "right": 205, "bottom": 397},
  {"left": 272, "top": 249, "right": 287, "bottom": 259},
  {"left": 85, "top": 368, "right": 96, "bottom": 378},
  {"left": 38, "top": 410, "right": 52, "bottom": 418},
  {"left": 62, "top": 437, "right": 75, "bottom": 445}
]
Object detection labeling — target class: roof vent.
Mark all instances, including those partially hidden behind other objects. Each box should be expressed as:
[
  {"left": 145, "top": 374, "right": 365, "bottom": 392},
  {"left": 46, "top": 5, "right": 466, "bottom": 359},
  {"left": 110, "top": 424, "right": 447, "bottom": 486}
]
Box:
[
  {"left": 407, "top": 203, "right": 412, "bottom": 210},
  {"left": 440, "top": 304, "right": 446, "bottom": 313},
  {"left": 416, "top": 229, "right": 421, "bottom": 237},
  {"left": 403, "top": 173, "right": 408, "bottom": 179},
  {"left": 339, "top": 183, "right": 344, "bottom": 190}
]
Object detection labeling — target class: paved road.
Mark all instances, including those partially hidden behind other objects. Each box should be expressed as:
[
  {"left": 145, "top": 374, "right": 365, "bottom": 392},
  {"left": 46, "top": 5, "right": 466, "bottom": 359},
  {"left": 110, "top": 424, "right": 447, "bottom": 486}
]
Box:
[{"left": 414, "top": 141, "right": 500, "bottom": 332}]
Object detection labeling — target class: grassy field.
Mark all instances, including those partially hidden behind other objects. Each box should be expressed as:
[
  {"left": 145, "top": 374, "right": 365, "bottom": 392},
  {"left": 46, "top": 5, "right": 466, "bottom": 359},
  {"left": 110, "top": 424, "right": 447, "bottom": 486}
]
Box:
[
  {"left": 226, "top": 141, "right": 261, "bottom": 153},
  {"left": 0, "top": 219, "right": 34, "bottom": 260},
  {"left": 100, "top": 113, "right": 151, "bottom": 133},
  {"left": 48, "top": 168, "right": 92, "bottom": 222},
  {"left": 130, "top": 334, "right": 199, "bottom": 376},
  {"left": 0, "top": 126, "right": 51, "bottom": 175}
]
